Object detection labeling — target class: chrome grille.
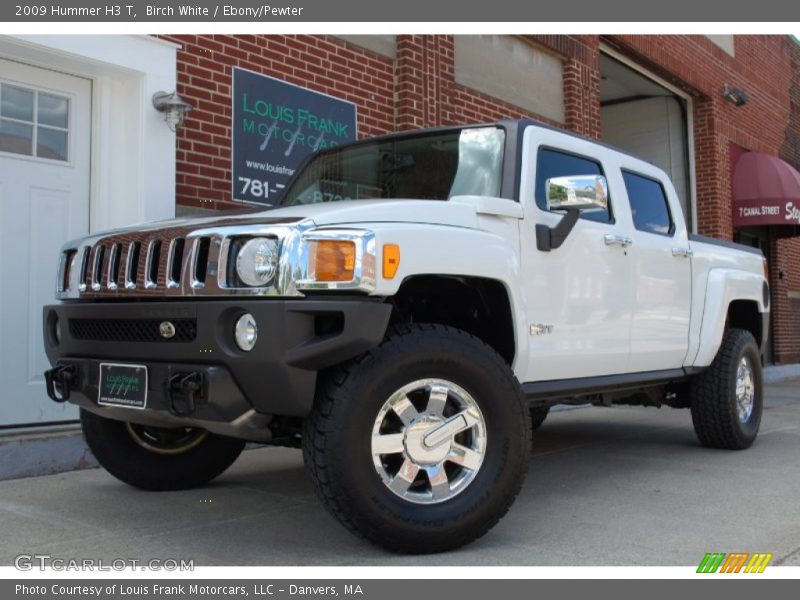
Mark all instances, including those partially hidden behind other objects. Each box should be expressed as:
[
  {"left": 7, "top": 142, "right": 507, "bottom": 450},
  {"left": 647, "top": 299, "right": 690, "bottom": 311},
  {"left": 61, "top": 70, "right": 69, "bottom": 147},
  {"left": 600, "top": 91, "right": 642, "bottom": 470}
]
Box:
[
  {"left": 58, "top": 232, "right": 214, "bottom": 299},
  {"left": 124, "top": 241, "right": 141, "bottom": 289},
  {"left": 166, "top": 238, "right": 186, "bottom": 288},
  {"left": 90, "top": 244, "right": 105, "bottom": 291},
  {"left": 55, "top": 216, "right": 306, "bottom": 300},
  {"left": 106, "top": 243, "right": 122, "bottom": 291},
  {"left": 144, "top": 239, "right": 163, "bottom": 289},
  {"left": 78, "top": 246, "right": 90, "bottom": 291}
]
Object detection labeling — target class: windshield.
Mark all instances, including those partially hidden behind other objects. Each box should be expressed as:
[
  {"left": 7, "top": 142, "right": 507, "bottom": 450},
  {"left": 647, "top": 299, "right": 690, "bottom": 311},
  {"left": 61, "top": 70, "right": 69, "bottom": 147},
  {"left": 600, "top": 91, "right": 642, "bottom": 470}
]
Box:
[{"left": 278, "top": 126, "right": 505, "bottom": 206}]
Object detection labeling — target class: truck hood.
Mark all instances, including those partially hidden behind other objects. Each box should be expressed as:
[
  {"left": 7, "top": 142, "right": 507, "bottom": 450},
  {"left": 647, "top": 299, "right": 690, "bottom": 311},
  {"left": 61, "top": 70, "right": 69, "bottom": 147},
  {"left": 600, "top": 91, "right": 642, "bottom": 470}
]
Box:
[
  {"left": 255, "top": 199, "right": 483, "bottom": 228},
  {"left": 273, "top": 196, "right": 523, "bottom": 226},
  {"left": 69, "top": 197, "right": 523, "bottom": 246}
]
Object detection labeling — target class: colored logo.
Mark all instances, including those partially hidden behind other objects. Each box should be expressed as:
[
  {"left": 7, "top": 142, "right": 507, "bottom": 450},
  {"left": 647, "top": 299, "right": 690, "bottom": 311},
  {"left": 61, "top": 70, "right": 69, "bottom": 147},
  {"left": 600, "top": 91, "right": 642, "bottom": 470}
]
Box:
[{"left": 697, "top": 552, "right": 773, "bottom": 573}]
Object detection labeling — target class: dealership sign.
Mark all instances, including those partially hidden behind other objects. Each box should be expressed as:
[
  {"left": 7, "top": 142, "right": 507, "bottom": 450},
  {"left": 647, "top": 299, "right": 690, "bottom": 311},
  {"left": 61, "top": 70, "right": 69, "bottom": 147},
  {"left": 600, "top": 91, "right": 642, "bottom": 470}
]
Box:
[
  {"left": 733, "top": 199, "right": 800, "bottom": 227},
  {"left": 232, "top": 67, "right": 357, "bottom": 205}
]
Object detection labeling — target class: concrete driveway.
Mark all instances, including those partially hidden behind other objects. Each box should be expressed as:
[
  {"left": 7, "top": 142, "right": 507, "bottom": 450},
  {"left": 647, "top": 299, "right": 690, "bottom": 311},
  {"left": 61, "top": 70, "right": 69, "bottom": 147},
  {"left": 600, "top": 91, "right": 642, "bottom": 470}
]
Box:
[{"left": 1, "top": 380, "right": 798, "bottom": 566}]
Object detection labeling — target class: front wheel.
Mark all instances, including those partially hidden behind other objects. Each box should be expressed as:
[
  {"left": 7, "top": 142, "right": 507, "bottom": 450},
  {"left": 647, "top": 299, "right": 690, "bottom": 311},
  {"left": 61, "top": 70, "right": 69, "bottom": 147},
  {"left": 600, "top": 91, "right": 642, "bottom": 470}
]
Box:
[
  {"left": 81, "top": 409, "right": 246, "bottom": 490},
  {"left": 689, "top": 328, "right": 764, "bottom": 449},
  {"left": 303, "top": 324, "right": 530, "bottom": 553}
]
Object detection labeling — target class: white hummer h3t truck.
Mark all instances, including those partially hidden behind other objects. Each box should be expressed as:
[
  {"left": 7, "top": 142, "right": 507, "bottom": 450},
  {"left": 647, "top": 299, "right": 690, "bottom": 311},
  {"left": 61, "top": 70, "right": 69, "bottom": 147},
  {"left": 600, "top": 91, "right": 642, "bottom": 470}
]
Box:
[{"left": 44, "top": 120, "right": 770, "bottom": 553}]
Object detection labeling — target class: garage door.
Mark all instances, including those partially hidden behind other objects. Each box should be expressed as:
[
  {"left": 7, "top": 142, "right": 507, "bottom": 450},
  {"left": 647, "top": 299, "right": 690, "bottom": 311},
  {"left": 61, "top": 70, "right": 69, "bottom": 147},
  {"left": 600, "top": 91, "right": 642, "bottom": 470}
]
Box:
[
  {"left": 601, "top": 96, "right": 690, "bottom": 222},
  {"left": 0, "top": 59, "right": 91, "bottom": 427}
]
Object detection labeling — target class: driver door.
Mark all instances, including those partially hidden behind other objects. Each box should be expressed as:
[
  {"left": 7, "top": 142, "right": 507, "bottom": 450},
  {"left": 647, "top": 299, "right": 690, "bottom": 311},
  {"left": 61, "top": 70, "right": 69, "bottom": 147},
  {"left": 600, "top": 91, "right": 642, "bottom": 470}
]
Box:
[{"left": 517, "top": 128, "right": 634, "bottom": 382}]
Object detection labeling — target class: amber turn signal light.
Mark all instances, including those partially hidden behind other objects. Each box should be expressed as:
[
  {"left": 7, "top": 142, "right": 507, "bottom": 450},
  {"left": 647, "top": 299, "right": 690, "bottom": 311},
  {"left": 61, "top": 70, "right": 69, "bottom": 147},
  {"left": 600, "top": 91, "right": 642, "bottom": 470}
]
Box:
[
  {"left": 309, "top": 240, "right": 356, "bottom": 282},
  {"left": 383, "top": 244, "right": 400, "bottom": 279}
]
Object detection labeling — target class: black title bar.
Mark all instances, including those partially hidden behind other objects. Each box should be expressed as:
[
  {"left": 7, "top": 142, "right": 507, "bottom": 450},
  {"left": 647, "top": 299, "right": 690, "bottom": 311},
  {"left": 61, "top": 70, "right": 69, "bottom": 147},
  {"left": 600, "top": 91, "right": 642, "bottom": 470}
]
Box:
[{"left": 3, "top": 0, "right": 800, "bottom": 22}]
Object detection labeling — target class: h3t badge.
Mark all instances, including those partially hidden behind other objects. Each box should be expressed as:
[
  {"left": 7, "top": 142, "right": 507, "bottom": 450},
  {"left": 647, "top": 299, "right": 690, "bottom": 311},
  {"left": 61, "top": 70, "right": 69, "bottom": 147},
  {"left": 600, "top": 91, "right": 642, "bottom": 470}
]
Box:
[{"left": 530, "top": 323, "right": 554, "bottom": 336}]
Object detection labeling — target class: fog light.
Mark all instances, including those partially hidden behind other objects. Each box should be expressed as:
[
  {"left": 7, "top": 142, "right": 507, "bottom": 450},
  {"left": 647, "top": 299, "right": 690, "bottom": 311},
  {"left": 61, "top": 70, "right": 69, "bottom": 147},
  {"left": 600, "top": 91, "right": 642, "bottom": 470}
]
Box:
[{"left": 234, "top": 313, "right": 258, "bottom": 352}]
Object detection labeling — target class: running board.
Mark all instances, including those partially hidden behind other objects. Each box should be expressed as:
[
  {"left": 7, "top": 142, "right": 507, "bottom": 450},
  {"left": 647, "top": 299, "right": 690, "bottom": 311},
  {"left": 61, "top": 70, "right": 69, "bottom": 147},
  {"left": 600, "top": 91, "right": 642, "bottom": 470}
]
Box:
[{"left": 522, "top": 368, "right": 698, "bottom": 403}]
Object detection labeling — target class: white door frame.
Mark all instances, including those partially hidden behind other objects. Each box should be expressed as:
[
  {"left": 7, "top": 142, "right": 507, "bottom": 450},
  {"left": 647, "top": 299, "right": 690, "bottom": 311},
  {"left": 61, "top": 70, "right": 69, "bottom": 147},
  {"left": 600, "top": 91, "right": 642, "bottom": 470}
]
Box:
[
  {"left": 599, "top": 43, "right": 698, "bottom": 234},
  {"left": 0, "top": 59, "right": 92, "bottom": 427},
  {"left": 0, "top": 35, "right": 180, "bottom": 232}
]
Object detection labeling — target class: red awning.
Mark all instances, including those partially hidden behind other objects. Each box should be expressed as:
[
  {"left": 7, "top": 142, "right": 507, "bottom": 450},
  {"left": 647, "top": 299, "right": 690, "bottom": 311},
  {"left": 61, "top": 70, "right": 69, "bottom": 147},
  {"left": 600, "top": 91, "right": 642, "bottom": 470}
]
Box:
[{"left": 733, "top": 152, "right": 800, "bottom": 228}]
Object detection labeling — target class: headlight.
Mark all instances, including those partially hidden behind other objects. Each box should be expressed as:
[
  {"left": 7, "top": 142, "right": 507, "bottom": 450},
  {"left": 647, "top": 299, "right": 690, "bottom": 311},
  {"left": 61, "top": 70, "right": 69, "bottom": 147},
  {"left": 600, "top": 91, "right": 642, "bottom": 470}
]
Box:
[
  {"left": 234, "top": 313, "right": 258, "bottom": 351},
  {"left": 236, "top": 237, "right": 278, "bottom": 287}
]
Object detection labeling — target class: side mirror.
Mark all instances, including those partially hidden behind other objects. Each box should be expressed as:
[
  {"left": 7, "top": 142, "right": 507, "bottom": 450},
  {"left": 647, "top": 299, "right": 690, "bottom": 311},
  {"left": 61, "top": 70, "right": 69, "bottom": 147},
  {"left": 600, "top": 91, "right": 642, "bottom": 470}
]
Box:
[
  {"left": 546, "top": 175, "right": 608, "bottom": 212},
  {"left": 536, "top": 174, "right": 609, "bottom": 252}
]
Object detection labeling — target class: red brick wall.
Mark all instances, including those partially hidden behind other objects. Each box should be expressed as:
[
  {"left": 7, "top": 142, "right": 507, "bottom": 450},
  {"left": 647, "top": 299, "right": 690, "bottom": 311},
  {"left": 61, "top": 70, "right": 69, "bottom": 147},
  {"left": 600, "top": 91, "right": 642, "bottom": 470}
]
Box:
[
  {"left": 770, "top": 236, "right": 800, "bottom": 363},
  {"left": 159, "top": 34, "right": 396, "bottom": 212},
  {"left": 782, "top": 40, "right": 800, "bottom": 168},
  {"left": 775, "top": 41, "right": 800, "bottom": 364},
  {"left": 162, "top": 33, "right": 800, "bottom": 364},
  {"left": 161, "top": 33, "right": 589, "bottom": 212},
  {"left": 446, "top": 35, "right": 600, "bottom": 134},
  {"left": 604, "top": 35, "right": 794, "bottom": 240}
]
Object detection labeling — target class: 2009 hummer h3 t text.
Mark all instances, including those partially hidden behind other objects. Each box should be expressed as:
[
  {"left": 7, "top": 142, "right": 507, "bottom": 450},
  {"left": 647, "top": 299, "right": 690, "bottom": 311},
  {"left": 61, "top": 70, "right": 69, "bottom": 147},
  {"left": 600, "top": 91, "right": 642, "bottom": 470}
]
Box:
[{"left": 43, "top": 120, "right": 770, "bottom": 553}]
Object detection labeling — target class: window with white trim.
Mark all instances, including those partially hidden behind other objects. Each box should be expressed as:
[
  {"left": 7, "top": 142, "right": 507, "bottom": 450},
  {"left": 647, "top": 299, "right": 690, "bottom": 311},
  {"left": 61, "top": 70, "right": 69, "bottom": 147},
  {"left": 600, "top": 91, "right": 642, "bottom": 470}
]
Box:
[{"left": 0, "top": 82, "right": 69, "bottom": 161}]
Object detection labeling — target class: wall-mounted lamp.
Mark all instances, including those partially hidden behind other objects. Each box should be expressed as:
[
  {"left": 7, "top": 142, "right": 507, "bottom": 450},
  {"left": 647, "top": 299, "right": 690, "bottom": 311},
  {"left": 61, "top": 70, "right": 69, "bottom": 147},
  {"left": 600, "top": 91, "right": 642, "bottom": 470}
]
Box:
[
  {"left": 152, "top": 91, "right": 193, "bottom": 131},
  {"left": 722, "top": 84, "right": 749, "bottom": 107}
]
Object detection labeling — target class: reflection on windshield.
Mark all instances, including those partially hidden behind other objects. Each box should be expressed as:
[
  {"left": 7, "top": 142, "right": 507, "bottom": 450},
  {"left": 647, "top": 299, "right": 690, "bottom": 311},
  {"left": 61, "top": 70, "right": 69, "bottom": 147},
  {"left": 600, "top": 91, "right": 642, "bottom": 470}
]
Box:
[{"left": 278, "top": 127, "right": 505, "bottom": 206}]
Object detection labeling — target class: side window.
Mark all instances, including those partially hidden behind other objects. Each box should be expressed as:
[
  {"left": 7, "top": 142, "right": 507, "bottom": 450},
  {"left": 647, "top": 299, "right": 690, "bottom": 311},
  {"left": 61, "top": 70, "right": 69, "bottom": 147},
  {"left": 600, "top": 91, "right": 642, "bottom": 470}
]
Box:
[
  {"left": 535, "top": 148, "right": 612, "bottom": 223},
  {"left": 622, "top": 171, "right": 673, "bottom": 236}
]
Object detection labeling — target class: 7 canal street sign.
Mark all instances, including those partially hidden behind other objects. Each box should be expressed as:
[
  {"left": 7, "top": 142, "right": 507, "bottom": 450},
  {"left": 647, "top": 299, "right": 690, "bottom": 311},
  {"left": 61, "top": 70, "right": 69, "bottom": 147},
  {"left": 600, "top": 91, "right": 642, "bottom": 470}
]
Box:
[
  {"left": 733, "top": 199, "right": 800, "bottom": 227},
  {"left": 232, "top": 67, "right": 357, "bottom": 205}
]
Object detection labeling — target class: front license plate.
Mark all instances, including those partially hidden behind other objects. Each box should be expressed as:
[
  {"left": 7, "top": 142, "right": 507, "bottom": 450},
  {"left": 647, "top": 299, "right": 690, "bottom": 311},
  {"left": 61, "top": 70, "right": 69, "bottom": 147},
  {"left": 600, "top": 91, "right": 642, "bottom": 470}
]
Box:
[{"left": 98, "top": 363, "right": 148, "bottom": 409}]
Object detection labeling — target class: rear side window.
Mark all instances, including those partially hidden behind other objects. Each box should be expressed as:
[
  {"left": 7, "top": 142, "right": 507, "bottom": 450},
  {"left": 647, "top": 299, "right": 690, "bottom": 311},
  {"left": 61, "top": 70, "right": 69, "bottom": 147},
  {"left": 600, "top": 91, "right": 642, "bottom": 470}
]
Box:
[
  {"left": 622, "top": 171, "right": 673, "bottom": 235},
  {"left": 535, "top": 148, "right": 612, "bottom": 223}
]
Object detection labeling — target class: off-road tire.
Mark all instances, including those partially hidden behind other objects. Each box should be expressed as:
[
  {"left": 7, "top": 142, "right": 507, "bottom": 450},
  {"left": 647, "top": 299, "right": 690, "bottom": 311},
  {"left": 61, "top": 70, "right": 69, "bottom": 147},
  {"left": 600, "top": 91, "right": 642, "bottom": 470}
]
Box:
[
  {"left": 81, "top": 409, "right": 246, "bottom": 490},
  {"left": 303, "top": 324, "right": 530, "bottom": 553},
  {"left": 530, "top": 406, "right": 550, "bottom": 432},
  {"left": 689, "top": 328, "right": 763, "bottom": 450}
]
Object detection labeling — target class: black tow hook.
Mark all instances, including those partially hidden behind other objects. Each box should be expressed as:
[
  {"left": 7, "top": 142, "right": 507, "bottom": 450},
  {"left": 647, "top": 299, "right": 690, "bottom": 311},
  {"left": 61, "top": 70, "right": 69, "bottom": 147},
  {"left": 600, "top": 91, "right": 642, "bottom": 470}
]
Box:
[
  {"left": 44, "top": 364, "right": 77, "bottom": 403},
  {"left": 167, "top": 372, "right": 205, "bottom": 417}
]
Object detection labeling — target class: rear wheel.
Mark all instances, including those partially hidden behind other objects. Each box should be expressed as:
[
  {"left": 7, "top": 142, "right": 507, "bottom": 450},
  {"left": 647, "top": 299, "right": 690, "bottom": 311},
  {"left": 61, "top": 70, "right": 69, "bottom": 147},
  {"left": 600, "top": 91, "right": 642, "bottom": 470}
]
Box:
[
  {"left": 690, "top": 328, "right": 763, "bottom": 449},
  {"left": 81, "top": 409, "right": 246, "bottom": 490},
  {"left": 303, "top": 324, "right": 530, "bottom": 553}
]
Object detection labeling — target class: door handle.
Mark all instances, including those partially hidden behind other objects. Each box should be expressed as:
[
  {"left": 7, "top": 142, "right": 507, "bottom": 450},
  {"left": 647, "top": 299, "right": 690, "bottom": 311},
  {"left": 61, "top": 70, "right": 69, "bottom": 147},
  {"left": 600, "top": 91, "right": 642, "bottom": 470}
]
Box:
[
  {"left": 604, "top": 234, "right": 633, "bottom": 247},
  {"left": 672, "top": 247, "right": 694, "bottom": 257}
]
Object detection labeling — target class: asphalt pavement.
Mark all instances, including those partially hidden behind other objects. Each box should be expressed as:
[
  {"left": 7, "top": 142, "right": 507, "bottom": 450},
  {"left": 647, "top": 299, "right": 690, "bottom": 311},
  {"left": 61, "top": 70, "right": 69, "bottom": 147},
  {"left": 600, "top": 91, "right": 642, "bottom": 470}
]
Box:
[{"left": 0, "top": 380, "right": 798, "bottom": 566}]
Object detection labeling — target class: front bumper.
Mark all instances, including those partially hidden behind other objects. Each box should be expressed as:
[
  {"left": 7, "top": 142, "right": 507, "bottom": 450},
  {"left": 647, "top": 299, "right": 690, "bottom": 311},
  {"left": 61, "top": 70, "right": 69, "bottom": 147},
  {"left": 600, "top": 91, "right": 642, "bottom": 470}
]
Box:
[{"left": 43, "top": 299, "right": 391, "bottom": 439}]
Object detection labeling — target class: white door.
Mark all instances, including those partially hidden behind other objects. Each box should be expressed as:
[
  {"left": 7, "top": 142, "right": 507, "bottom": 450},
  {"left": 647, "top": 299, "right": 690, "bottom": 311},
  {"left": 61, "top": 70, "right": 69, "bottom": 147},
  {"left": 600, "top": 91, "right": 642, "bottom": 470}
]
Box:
[
  {"left": 619, "top": 167, "right": 692, "bottom": 371},
  {"left": 518, "top": 128, "right": 634, "bottom": 382},
  {"left": 0, "top": 59, "right": 91, "bottom": 426}
]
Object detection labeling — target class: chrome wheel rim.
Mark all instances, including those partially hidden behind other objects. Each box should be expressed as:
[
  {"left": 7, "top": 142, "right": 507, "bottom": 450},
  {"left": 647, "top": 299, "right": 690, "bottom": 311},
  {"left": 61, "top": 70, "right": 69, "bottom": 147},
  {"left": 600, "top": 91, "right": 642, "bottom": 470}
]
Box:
[
  {"left": 735, "top": 357, "right": 755, "bottom": 423},
  {"left": 125, "top": 422, "right": 208, "bottom": 455},
  {"left": 370, "top": 378, "right": 487, "bottom": 505}
]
